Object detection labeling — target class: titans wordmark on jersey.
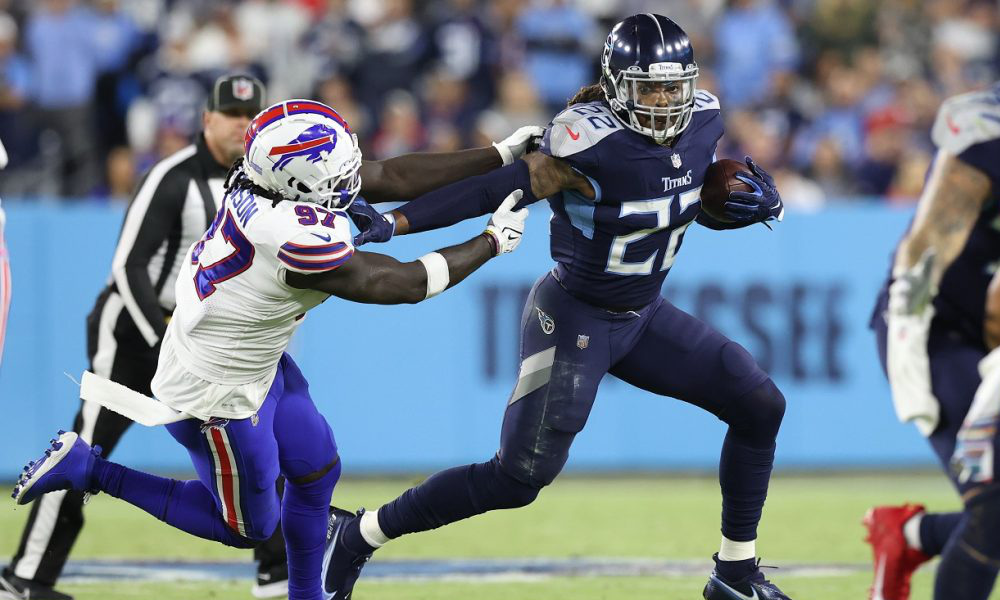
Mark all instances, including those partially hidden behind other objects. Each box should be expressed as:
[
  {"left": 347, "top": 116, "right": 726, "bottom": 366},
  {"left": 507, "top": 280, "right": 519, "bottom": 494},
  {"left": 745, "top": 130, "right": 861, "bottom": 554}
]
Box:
[
  {"left": 538, "top": 90, "right": 723, "bottom": 310},
  {"left": 152, "top": 183, "right": 353, "bottom": 419}
]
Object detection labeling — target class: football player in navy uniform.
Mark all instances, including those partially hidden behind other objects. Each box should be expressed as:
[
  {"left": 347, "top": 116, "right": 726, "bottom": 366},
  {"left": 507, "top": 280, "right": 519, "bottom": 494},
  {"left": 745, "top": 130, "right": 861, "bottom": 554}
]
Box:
[
  {"left": 324, "top": 14, "right": 789, "bottom": 600},
  {"left": 867, "top": 83, "right": 1000, "bottom": 600}
]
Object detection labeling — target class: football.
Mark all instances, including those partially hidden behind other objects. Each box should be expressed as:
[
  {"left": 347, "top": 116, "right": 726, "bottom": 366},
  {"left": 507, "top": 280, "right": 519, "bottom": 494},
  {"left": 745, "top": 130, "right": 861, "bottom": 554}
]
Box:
[{"left": 699, "top": 158, "right": 754, "bottom": 223}]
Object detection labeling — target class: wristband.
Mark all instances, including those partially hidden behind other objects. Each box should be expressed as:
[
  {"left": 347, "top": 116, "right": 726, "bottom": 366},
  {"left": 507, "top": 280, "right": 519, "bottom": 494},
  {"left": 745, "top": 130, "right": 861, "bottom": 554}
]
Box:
[{"left": 417, "top": 252, "right": 450, "bottom": 299}]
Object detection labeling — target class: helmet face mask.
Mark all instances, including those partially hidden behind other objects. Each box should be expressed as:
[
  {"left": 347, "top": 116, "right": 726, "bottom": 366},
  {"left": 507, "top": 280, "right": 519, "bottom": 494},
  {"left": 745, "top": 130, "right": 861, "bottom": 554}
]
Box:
[
  {"left": 244, "top": 100, "right": 362, "bottom": 210},
  {"left": 600, "top": 14, "right": 699, "bottom": 145}
]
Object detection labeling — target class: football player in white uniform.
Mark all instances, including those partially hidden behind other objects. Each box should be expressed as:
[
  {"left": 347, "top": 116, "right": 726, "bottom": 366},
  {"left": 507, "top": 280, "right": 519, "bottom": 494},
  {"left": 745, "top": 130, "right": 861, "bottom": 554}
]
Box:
[{"left": 11, "top": 100, "right": 529, "bottom": 600}]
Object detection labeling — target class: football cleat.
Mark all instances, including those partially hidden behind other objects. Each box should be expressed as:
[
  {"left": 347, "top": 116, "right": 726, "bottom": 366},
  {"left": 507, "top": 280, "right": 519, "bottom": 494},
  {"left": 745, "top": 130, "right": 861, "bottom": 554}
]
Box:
[
  {"left": 863, "top": 504, "right": 932, "bottom": 600},
  {"left": 703, "top": 554, "right": 793, "bottom": 600},
  {"left": 320, "top": 507, "right": 373, "bottom": 600},
  {"left": 11, "top": 431, "right": 101, "bottom": 506},
  {"left": 0, "top": 567, "right": 74, "bottom": 600},
  {"left": 251, "top": 560, "right": 288, "bottom": 599}
]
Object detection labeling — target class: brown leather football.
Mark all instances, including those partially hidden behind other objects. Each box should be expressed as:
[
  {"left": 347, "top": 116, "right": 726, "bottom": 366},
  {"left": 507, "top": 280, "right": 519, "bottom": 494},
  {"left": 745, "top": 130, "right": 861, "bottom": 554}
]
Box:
[{"left": 700, "top": 158, "right": 754, "bottom": 223}]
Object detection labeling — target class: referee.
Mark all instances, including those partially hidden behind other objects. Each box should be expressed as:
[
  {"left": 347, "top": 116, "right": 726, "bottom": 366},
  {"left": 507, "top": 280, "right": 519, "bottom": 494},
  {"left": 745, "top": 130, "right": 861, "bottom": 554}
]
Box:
[{"left": 0, "top": 74, "right": 291, "bottom": 600}]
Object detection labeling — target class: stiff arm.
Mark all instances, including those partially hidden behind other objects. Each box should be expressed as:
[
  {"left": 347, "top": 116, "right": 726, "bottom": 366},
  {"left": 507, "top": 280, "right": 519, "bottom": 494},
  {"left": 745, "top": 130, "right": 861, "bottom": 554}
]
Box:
[{"left": 389, "top": 152, "right": 595, "bottom": 236}]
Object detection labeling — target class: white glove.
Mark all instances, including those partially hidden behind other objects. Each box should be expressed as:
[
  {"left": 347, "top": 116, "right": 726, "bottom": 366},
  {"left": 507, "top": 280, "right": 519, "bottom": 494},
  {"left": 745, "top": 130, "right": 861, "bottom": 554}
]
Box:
[
  {"left": 484, "top": 190, "right": 528, "bottom": 255},
  {"left": 492, "top": 125, "right": 545, "bottom": 166},
  {"left": 885, "top": 252, "right": 939, "bottom": 436}
]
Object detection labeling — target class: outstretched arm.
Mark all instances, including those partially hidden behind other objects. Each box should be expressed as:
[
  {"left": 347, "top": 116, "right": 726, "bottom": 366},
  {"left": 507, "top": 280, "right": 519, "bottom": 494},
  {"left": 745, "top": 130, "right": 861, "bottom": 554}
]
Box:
[
  {"left": 359, "top": 149, "right": 500, "bottom": 204},
  {"left": 287, "top": 191, "right": 529, "bottom": 303},
  {"left": 389, "top": 151, "right": 595, "bottom": 236},
  {"left": 358, "top": 126, "right": 543, "bottom": 203}
]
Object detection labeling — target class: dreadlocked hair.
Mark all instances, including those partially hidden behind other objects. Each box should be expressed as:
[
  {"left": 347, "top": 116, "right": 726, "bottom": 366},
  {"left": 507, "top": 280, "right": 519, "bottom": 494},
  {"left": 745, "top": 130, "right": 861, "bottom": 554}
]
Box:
[
  {"left": 567, "top": 83, "right": 604, "bottom": 106},
  {"left": 224, "top": 158, "right": 287, "bottom": 207}
]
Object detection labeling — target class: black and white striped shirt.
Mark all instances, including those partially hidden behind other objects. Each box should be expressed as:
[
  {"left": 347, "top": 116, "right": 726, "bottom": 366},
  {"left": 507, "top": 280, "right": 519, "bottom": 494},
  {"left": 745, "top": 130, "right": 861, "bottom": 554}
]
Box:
[{"left": 106, "top": 134, "right": 229, "bottom": 346}]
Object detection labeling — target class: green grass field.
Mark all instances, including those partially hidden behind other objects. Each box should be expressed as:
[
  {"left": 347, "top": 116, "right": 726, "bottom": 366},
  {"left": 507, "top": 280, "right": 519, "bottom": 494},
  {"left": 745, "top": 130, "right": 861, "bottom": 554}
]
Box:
[{"left": 1, "top": 472, "right": 992, "bottom": 600}]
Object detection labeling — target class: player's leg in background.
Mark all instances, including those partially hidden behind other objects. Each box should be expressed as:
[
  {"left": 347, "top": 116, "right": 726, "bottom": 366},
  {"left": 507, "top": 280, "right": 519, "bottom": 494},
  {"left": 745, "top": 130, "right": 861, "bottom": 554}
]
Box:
[
  {"left": 353, "top": 272, "right": 612, "bottom": 549},
  {"left": 608, "top": 299, "right": 782, "bottom": 582},
  {"left": 932, "top": 343, "right": 1000, "bottom": 600},
  {"left": 4, "top": 289, "right": 151, "bottom": 593},
  {"left": 934, "top": 482, "right": 1000, "bottom": 600},
  {"left": 870, "top": 290, "right": 974, "bottom": 585}
]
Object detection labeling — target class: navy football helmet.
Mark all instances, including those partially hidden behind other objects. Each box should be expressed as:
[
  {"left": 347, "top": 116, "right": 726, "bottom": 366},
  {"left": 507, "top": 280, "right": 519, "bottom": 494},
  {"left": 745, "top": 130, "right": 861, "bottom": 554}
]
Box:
[{"left": 600, "top": 14, "right": 699, "bottom": 144}]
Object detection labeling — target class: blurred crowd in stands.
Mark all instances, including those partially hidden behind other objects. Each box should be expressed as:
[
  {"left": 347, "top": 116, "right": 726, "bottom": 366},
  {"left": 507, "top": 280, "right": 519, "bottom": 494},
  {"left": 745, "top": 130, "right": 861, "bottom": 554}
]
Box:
[{"left": 0, "top": 0, "right": 995, "bottom": 207}]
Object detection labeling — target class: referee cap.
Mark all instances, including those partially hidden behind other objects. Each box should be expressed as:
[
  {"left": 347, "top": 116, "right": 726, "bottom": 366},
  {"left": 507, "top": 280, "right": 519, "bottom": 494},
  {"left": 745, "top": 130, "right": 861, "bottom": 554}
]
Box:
[{"left": 207, "top": 74, "right": 266, "bottom": 115}]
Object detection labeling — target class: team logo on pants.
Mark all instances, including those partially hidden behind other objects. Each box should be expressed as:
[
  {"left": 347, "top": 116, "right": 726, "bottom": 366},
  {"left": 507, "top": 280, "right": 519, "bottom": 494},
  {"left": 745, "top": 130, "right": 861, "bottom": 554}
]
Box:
[
  {"left": 536, "top": 308, "right": 555, "bottom": 335},
  {"left": 577, "top": 335, "right": 589, "bottom": 349}
]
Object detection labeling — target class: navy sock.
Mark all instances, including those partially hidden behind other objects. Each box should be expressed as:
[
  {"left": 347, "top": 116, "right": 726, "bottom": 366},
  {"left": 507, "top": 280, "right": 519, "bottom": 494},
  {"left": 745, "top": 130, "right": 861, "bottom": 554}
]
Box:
[
  {"left": 281, "top": 462, "right": 341, "bottom": 600},
  {"left": 919, "top": 512, "right": 963, "bottom": 556},
  {"left": 92, "top": 458, "right": 256, "bottom": 548},
  {"left": 716, "top": 555, "right": 757, "bottom": 583},
  {"left": 342, "top": 517, "right": 376, "bottom": 555},
  {"left": 718, "top": 434, "right": 775, "bottom": 542},
  {"left": 934, "top": 531, "right": 999, "bottom": 600},
  {"left": 377, "top": 457, "right": 539, "bottom": 540}
]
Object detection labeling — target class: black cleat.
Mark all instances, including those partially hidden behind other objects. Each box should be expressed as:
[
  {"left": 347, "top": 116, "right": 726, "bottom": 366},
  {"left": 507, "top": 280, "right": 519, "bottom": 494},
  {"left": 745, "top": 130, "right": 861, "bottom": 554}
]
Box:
[
  {"left": 251, "top": 560, "right": 288, "bottom": 598},
  {"left": 703, "top": 554, "right": 793, "bottom": 600},
  {"left": 320, "top": 507, "right": 373, "bottom": 600},
  {"left": 0, "top": 568, "right": 74, "bottom": 600}
]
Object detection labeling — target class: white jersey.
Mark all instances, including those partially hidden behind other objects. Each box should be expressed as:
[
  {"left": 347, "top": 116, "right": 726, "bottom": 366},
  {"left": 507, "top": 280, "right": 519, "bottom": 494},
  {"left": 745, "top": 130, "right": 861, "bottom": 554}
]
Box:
[{"left": 151, "top": 181, "right": 354, "bottom": 419}]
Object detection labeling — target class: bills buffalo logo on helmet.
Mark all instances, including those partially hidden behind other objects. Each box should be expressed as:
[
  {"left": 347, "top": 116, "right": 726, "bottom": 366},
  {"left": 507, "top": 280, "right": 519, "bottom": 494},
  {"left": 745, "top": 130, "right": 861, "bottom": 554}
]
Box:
[{"left": 268, "top": 124, "right": 338, "bottom": 171}]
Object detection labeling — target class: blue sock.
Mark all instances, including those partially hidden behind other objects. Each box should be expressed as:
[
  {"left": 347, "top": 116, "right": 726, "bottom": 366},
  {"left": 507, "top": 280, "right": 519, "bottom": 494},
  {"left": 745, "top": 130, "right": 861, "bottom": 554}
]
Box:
[
  {"left": 281, "top": 462, "right": 341, "bottom": 600},
  {"left": 92, "top": 457, "right": 256, "bottom": 548},
  {"left": 919, "top": 512, "right": 963, "bottom": 556}
]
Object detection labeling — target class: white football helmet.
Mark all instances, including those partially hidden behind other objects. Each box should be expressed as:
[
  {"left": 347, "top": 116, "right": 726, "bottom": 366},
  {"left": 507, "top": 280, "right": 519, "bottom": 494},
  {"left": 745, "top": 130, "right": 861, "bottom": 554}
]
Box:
[{"left": 243, "top": 99, "right": 362, "bottom": 209}]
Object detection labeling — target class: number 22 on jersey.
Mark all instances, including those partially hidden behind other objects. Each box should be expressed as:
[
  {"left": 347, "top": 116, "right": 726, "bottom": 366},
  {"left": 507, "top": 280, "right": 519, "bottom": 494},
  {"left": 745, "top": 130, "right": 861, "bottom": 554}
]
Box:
[{"left": 606, "top": 187, "right": 701, "bottom": 276}]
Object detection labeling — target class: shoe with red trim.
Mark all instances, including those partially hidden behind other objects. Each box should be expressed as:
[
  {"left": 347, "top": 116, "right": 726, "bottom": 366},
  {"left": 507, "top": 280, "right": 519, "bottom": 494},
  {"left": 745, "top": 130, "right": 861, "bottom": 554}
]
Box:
[{"left": 863, "top": 504, "right": 932, "bottom": 600}]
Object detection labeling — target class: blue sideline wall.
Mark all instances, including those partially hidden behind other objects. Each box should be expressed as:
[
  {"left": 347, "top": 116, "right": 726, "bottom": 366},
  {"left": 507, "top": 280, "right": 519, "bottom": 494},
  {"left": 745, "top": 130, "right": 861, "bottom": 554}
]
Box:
[{"left": 0, "top": 201, "right": 927, "bottom": 476}]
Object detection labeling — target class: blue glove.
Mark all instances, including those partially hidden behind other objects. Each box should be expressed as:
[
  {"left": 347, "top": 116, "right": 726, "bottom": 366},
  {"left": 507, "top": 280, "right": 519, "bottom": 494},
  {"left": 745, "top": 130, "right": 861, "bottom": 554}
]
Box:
[
  {"left": 347, "top": 198, "right": 395, "bottom": 246},
  {"left": 724, "top": 156, "right": 784, "bottom": 228}
]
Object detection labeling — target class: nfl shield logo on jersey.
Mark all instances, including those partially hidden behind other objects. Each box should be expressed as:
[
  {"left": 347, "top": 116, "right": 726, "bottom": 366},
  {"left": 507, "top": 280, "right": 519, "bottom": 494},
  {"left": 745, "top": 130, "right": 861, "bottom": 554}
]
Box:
[
  {"left": 232, "top": 78, "right": 255, "bottom": 101},
  {"left": 671, "top": 153, "right": 682, "bottom": 168},
  {"left": 577, "top": 335, "right": 589, "bottom": 349}
]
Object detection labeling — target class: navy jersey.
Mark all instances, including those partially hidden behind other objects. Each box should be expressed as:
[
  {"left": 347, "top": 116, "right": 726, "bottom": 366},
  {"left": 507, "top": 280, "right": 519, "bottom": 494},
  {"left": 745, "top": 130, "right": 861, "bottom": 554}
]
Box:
[
  {"left": 539, "top": 92, "right": 723, "bottom": 310},
  {"left": 888, "top": 84, "right": 1000, "bottom": 342}
]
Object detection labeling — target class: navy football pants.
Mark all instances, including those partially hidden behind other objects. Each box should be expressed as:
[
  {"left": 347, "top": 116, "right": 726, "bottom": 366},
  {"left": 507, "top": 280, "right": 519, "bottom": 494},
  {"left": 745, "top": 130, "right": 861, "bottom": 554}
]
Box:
[
  {"left": 502, "top": 272, "right": 774, "bottom": 486},
  {"left": 379, "top": 272, "right": 784, "bottom": 543}
]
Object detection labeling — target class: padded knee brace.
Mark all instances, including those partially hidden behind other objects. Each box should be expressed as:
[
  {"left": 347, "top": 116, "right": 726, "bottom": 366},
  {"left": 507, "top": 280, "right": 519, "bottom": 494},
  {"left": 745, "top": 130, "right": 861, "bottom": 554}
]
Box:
[
  {"left": 720, "top": 378, "right": 786, "bottom": 447},
  {"left": 482, "top": 456, "right": 544, "bottom": 509}
]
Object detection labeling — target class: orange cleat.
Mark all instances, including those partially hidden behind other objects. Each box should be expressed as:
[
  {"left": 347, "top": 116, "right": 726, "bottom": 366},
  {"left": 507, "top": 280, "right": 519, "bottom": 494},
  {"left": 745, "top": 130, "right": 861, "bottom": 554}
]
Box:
[{"left": 863, "top": 504, "right": 933, "bottom": 600}]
